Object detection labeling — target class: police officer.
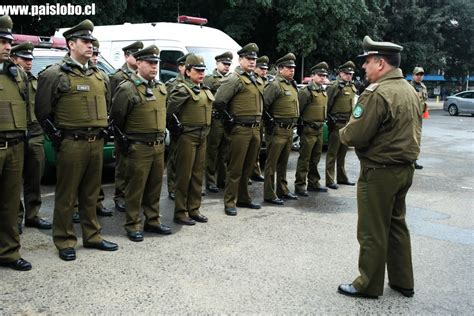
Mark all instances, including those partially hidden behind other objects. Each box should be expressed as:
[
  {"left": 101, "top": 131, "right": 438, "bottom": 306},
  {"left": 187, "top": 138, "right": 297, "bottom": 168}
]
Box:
[
  {"left": 263, "top": 53, "right": 299, "bottom": 205},
  {"left": 214, "top": 43, "right": 264, "bottom": 216},
  {"left": 165, "top": 53, "right": 189, "bottom": 200},
  {"left": 111, "top": 45, "right": 172, "bottom": 242},
  {"left": 410, "top": 66, "right": 427, "bottom": 170},
  {"left": 294, "top": 62, "right": 330, "bottom": 196},
  {"left": 204, "top": 51, "right": 233, "bottom": 193},
  {"left": 338, "top": 36, "right": 422, "bottom": 298},
  {"left": 167, "top": 54, "right": 212, "bottom": 225},
  {"left": 11, "top": 42, "right": 52, "bottom": 233},
  {"left": 325, "top": 60, "right": 357, "bottom": 190},
  {"left": 0, "top": 15, "right": 32, "bottom": 271},
  {"left": 109, "top": 41, "right": 143, "bottom": 211},
  {"left": 35, "top": 19, "right": 118, "bottom": 261}
]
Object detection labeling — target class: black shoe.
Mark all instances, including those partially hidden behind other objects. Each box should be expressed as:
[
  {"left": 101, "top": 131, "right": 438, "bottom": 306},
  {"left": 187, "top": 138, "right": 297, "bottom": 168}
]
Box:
[
  {"left": 114, "top": 199, "right": 126, "bottom": 212},
  {"left": 59, "top": 248, "right": 76, "bottom": 261},
  {"left": 337, "top": 284, "right": 378, "bottom": 299},
  {"left": 18, "top": 224, "right": 23, "bottom": 235},
  {"left": 84, "top": 240, "right": 118, "bottom": 251},
  {"left": 327, "top": 183, "right": 339, "bottom": 190},
  {"left": 337, "top": 181, "right": 355, "bottom": 186},
  {"left": 248, "top": 179, "right": 252, "bottom": 185},
  {"left": 389, "top": 283, "right": 414, "bottom": 297},
  {"left": 250, "top": 175, "right": 264, "bottom": 182},
  {"left": 127, "top": 231, "right": 144, "bottom": 242},
  {"left": 264, "top": 198, "right": 284, "bottom": 205},
  {"left": 206, "top": 184, "right": 219, "bottom": 193},
  {"left": 225, "top": 207, "right": 237, "bottom": 216},
  {"left": 25, "top": 218, "right": 52, "bottom": 230},
  {"left": 308, "top": 186, "right": 328, "bottom": 192},
  {"left": 173, "top": 216, "right": 196, "bottom": 226},
  {"left": 96, "top": 206, "right": 113, "bottom": 217},
  {"left": 295, "top": 190, "right": 309, "bottom": 197},
  {"left": 279, "top": 192, "right": 298, "bottom": 200},
  {"left": 0, "top": 258, "right": 32, "bottom": 271},
  {"left": 201, "top": 191, "right": 206, "bottom": 196},
  {"left": 144, "top": 223, "right": 173, "bottom": 234},
  {"left": 190, "top": 214, "right": 208, "bottom": 223},
  {"left": 168, "top": 192, "right": 175, "bottom": 200},
  {"left": 72, "top": 212, "right": 80, "bottom": 223},
  {"left": 236, "top": 201, "right": 262, "bottom": 209},
  {"left": 415, "top": 162, "right": 423, "bottom": 170}
]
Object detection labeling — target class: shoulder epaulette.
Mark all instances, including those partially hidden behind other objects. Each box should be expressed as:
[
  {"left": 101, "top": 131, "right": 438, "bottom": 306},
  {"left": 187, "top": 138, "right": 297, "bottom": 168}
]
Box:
[{"left": 365, "top": 83, "right": 379, "bottom": 92}]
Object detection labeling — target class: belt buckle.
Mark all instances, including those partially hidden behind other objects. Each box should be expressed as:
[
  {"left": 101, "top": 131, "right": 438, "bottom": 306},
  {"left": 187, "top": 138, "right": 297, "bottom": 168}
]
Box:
[
  {"left": 0, "top": 141, "right": 7, "bottom": 150},
  {"left": 88, "top": 135, "right": 96, "bottom": 142}
]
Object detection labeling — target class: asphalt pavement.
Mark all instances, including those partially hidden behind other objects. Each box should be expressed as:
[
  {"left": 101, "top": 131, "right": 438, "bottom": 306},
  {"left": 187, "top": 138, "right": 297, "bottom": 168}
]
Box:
[{"left": 1, "top": 101, "right": 473, "bottom": 314}]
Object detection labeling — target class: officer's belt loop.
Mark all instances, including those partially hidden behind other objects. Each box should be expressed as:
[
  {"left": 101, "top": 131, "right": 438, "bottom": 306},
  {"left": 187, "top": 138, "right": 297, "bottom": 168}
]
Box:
[{"left": 88, "top": 135, "right": 97, "bottom": 142}]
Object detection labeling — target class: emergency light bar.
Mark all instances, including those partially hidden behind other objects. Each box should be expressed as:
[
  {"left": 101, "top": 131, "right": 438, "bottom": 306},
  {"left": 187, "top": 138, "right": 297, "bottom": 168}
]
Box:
[
  {"left": 177, "top": 15, "right": 208, "bottom": 26},
  {"left": 13, "top": 34, "right": 67, "bottom": 49}
]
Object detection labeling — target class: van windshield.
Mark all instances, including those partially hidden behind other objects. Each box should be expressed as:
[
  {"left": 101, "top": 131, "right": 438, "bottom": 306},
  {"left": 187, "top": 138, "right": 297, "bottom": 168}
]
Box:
[{"left": 186, "top": 47, "right": 238, "bottom": 75}]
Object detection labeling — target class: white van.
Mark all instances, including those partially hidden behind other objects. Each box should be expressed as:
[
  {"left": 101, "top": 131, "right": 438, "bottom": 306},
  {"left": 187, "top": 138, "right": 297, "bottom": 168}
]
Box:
[{"left": 55, "top": 17, "right": 242, "bottom": 82}]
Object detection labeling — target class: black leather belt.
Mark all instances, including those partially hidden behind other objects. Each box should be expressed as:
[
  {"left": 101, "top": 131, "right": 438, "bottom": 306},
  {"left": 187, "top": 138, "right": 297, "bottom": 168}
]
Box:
[
  {"left": 62, "top": 132, "right": 103, "bottom": 142},
  {"left": 129, "top": 140, "right": 164, "bottom": 146},
  {"left": 304, "top": 122, "right": 324, "bottom": 129},
  {"left": 212, "top": 111, "right": 222, "bottom": 119},
  {"left": 0, "top": 136, "right": 25, "bottom": 149},
  {"left": 237, "top": 122, "right": 260, "bottom": 128}
]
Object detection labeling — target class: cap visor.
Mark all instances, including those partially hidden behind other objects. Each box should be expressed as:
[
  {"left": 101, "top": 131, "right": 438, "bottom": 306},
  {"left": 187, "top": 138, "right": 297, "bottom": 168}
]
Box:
[
  {"left": 0, "top": 33, "right": 14, "bottom": 41},
  {"left": 258, "top": 65, "right": 269, "bottom": 69},
  {"left": 193, "top": 66, "right": 206, "bottom": 70},
  {"left": 14, "top": 53, "right": 34, "bottom": 59}
]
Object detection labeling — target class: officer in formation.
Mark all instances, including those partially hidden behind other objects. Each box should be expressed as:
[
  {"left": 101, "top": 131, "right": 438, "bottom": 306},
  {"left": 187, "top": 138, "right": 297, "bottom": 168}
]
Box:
[
  {"left": 263, "top": 53, "right": 300, "bottom": 205},
  {"left": 338, "top": 36, "right": 422, "bottom": 299},
  {"left": 249, "top": 55, "right": 270, "bottom": 183},
  {"left": 35, "top": 19, "right": 118, "bottom": 261},
  {"left": 410, "top": 66, "right": 427, "bottom": 170},
  {"left": 214, "top": 43, "right": 264, "bottom": 216},
  {"left": 10, "top": 42, "right": 52, "bottom": 233},
  {"left": 110, "top": 40, "right": 144, "bottom": 210},
  {"left": 111, "top": 45, "right": 171, "bottom": 242},
  {"left": 204, "top": 51, "right": 233, "bottom": 193},
  {"left": 167, "top": 54, "right": 212, "bottom": 225},
  {"left": 325, "top": 61, "right": 357, "bottom": 190},
  {"left": 294, "top": 62, "right": 330, "bottom": 196},
  {"left": 165, "top": 53, "right": 188, "bottom": 200},
  {"left": 0, "top": 15, "right": 32, "bottom": 271}
]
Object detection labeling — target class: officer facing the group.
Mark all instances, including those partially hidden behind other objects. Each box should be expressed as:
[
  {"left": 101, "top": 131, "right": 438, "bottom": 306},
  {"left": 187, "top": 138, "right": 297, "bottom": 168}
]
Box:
[
  {"left": 111, "top": 45, "right": 172, "bottom": 242},
  {"left": 109, "top": 40, "right": 143, "bottom": 212},
  {"left": 410, "top": 66, "right": 427, "bottom": 170},
  {"left": 204, "top": 51, "right": 233, "bottom": 193},
  {"left": 294, "top": 62, "right": 330, "bottom": 196},
  {"left": 11, "top": 42, "right": 52, "bottom": 233},
  {"left": 0, "top": 15, "right": 32, "bottom": 271},
  {"left": 338, "top": 36, "right": 422, "bottom": 299},
  {"left": 35, "top": 19, "right": 118, "bottom": 261},
  {"left": 165, "top": 53, "right": 190, "bottom": 201},
  {"left": 325, "top": 60, "right": 357, "bottom": 190},
  {"left": 263, "top": 53, "right": 300, "bottom": 205},
  {"left": 214, "top": 43, "right": 264, "bottom": 216},
  {"left": 167, "top": 54, "right": 213, "bottom": 225}
]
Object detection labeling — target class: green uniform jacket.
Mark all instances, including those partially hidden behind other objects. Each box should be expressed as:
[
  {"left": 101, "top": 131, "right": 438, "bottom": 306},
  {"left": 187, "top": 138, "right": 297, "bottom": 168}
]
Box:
[
  {"left": 203, "top": 69, "right": 228, "bottom": 95},
  {"left": 326, "top": 77, "right": 357, "bottom": 119},
  {"left": 110, "top": 63, "right": 135, "bottom": 96},
  {"left": 25, "top": 72, "right": 43, "bottom": 136},
  {"left": 263, "top": 74, "right": 299, "bottom": 119},
  {"left": 340, "top": 68, "right": 422, "bottom": 167},
  {"left": 298, "top": 81, "right": 327, "bottom": 123},
  {"left": 165, "top": 73, "right": 185, "bottom": 94},
  {"left": 410, "top": 80, "right": 428, "bottom": 112},
  {"left": 35, "top": 54, "right": 111, "bottom": 126}
]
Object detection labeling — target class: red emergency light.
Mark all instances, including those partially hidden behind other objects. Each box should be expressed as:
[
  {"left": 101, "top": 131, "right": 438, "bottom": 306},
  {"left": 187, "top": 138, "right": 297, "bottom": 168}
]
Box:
[
  {"left": 177, "top": 15, "right": 208, "bottom": 26},
  {"left": 13, "top": 34, "right": 67, "bottom": 49}
]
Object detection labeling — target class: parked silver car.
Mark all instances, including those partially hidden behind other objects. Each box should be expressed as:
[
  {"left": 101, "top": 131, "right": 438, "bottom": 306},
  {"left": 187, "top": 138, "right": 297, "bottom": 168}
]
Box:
[{"left": 443, "top": 90, "right": 474, "bottom": 116}]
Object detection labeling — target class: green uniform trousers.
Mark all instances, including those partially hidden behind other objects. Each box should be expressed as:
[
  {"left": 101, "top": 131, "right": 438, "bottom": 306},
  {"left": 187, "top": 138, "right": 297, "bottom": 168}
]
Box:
[
  {"left": 174, "top": 132, "right": 207, "bottom": 217},
  {"left": 325, "top": 122, "right": 349, "bottom": 185},
  {"left": 352, "top": 164, "right": 415, "bottom": 296},
  {"left": 53, "top": 138, "right": 104, "bottom": 250},
  {"left": 206, "top": 118, "right": 228, "bottom": 188},
  {"left": 18, "top": 134, "right": 45, "bottom": 224},
  {"left": 294, "top": 125, "right": 324, "bottom": 191},
  {"left": 264, "top": 126, "right": 293, "bottom": 200},
  {"left": 0, "top": 141, "right": 24, "bottom": 263},
  {"left": 251, "top": 126, "right": 264, "bottom": 178},
  {"left": 114, "top": 139, "right": 127, "bottom": 204},
  {"left": 224, "top": 125, "right": 261, "bottom": 208},
  {"left": 167, "top": 138, "right": 177, "bottom": 194},
  {"left": 124, "top": 143, "right": 164, "bottom": 233}
]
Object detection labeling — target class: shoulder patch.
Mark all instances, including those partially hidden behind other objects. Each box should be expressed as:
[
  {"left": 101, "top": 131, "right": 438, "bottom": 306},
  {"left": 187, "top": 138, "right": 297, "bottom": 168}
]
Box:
[
  {"left": 365, "top": 83, "right": 379, "bottom": 92},
  {"left": 352, "top": 103, "right": 364, "bottom": 118}
]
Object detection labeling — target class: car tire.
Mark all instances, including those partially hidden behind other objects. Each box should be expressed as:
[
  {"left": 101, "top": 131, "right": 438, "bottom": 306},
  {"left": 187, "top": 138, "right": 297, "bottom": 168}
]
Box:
[{"left": 448, "top": 104, "right": 459, "bottom": 116}]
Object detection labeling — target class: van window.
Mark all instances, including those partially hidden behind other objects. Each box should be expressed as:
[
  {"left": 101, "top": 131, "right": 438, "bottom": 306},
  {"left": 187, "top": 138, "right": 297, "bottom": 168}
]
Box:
[
  {"left": 32, "top": 56, "right": 116, "bottom": 76},
  {"left": 160, "top": 50, "right": 184, "bottom": 83}
]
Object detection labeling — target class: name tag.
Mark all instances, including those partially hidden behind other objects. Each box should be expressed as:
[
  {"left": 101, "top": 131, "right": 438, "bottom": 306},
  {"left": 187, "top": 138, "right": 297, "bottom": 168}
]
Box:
[
  {"left": 284, "top": 91, "right": 291, "bottom": 96},
  {"left": 146, "top": 96, "right": 157, "bottom": 101},
  {"left": 344, "top": 91, "right": 350, "bottom": 95},
  {"left": 77, "top": 85, "right": 90, "bottom": 91}
]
